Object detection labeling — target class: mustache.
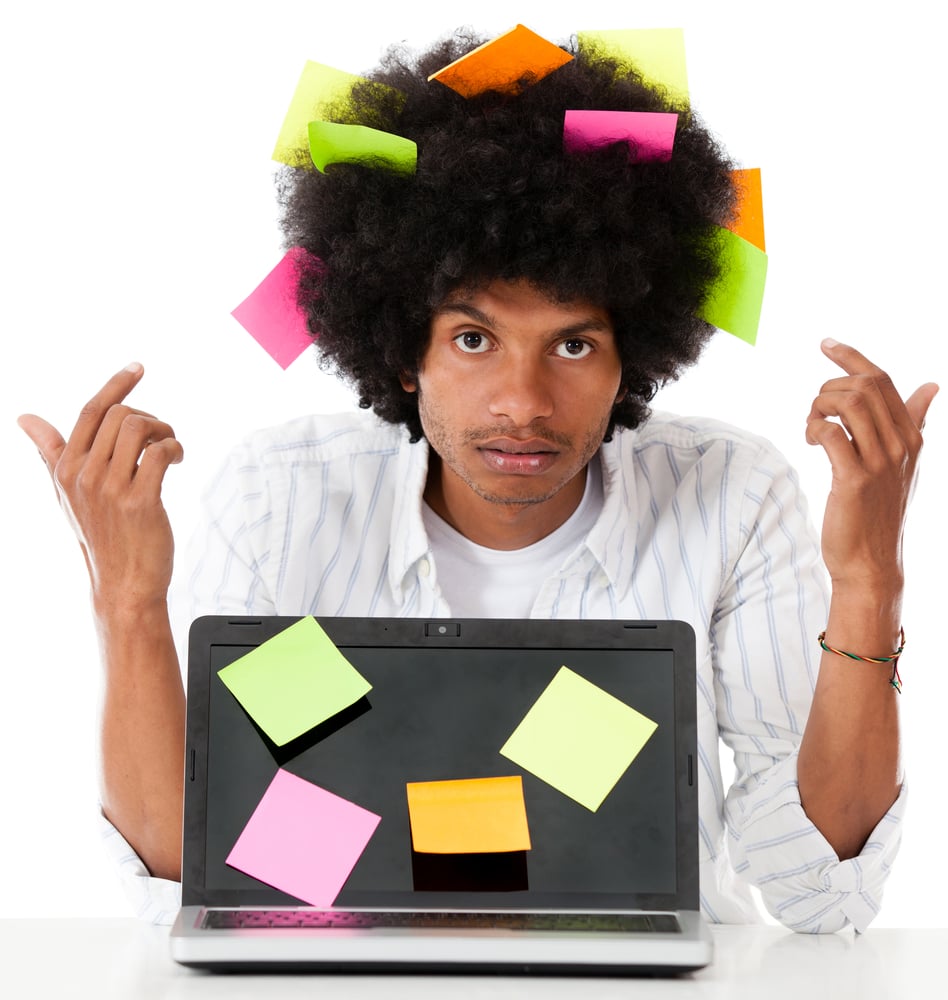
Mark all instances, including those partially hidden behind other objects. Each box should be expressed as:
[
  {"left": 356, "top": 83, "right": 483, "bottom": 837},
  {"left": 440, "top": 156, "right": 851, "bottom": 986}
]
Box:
[{"left": 461, "top": 425, "right": 573, "bottom": 448}]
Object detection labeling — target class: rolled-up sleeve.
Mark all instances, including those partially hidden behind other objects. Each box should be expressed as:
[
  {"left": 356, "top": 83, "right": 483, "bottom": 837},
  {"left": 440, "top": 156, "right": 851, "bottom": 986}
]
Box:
[
  {"left": 99, "top": 811, "right": 181, "bottom": 925},
  {"left": 726, "top": 753, "right": 904, "bottom": 932}
]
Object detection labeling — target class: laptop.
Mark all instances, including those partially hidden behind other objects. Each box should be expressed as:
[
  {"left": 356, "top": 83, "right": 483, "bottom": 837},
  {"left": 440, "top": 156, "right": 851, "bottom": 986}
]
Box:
[{"left": 170, "top": 615, "right": 712, "bottom": 974}]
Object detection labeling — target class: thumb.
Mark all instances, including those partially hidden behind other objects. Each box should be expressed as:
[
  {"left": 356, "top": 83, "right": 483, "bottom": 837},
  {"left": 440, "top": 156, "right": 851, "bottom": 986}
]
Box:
[
  {"left": 17, "top": 414, "right": 67, "bottom": 472},
  {"left": 905, "top": 383, "right": 939, "bottom": 431}
]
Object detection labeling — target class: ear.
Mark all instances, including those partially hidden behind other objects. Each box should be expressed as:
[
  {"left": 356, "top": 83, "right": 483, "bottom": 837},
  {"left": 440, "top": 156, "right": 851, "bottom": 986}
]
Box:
[{"left": 399, "top": 372, "right": 418, "bottom": 393}]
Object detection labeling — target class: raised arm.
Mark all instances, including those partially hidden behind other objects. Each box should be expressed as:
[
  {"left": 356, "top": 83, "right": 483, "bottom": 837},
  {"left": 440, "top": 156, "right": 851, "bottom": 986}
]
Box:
[
  {"left": 18, "top": 363, "right": 185, "bottom": 880},
  {"left": 797, "top": 339, "right": 938, "bottom": 859}
]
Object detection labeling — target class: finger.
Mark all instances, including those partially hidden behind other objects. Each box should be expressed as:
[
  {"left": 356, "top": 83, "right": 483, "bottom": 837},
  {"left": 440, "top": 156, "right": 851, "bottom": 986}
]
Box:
[
  {"left": 108, "top": 413, "right": 179, "bottom": 482},
  {"left": 133, "top": 438, "right": 185, "bottom": 495},
  {"left": 820, "top": 339, "right": 920, "bottom": 439},
  {"left": 65, "top": 362, "right": 146, "bottom": 456},
  {"left": 806, "top": 388, "right": 885, "bottom": 461},
  {"left": 805, "top": 415, "right": 864, "bottom": 477},
  {"left": 905, "top": 382, "right": 939, "bottom": 431},
  {"left": 17, "top": 413, "right": 67, "bottom": 470}
]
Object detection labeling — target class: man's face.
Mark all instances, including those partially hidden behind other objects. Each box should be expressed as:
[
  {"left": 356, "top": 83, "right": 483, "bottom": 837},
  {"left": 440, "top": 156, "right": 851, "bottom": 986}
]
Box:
[{"left": 401, "top": 278, "right": 624, "bottom": 548}]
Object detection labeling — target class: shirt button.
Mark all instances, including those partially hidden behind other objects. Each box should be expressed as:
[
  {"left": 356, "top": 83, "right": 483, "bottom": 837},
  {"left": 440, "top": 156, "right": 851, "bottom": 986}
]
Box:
[{"left": 418, "top": 559, "right": 431, "bottom": 577}]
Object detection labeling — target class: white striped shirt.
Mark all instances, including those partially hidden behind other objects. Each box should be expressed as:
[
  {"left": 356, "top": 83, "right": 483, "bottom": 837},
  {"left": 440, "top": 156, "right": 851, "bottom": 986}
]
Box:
[{"left": 105, "top": 409, "right": 903, "bottom": 932}]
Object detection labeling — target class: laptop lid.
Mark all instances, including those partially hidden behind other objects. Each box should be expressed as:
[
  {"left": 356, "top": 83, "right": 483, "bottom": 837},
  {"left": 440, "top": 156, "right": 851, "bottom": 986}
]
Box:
[{"left": 175, "top": 616, "right": 705, "bottom": 972}]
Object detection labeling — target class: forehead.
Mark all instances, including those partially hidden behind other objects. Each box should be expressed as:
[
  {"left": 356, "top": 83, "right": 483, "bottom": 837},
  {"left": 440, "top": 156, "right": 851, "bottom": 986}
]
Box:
[{"left": 432, "top": 278, "right": 612, "bottom": 330}]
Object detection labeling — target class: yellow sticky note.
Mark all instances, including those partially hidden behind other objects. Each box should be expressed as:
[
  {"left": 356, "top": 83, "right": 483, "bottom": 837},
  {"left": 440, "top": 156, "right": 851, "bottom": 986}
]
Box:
[
  {"left": 217, "top": 617, "right": 372, "bottom": 746},
  {"left": 406, "top": 776, "right": 532, "bottom": 854},
  {"left": 500, "top": 666, "right": 657, "bottom": 812},
  {"left": 272, "top": 61, "right": 365, "bottom": 165},
  {"left": 577, "top": 28, "right": 689, "bottom": 103},
  {"left": 428, "top": 24, "right": 573, "bottom": 98}
]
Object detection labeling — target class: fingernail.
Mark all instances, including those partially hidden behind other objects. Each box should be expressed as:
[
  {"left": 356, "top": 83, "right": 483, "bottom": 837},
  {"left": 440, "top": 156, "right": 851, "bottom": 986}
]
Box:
[
  {"left": 822, "top": 338, "right": 840, "bottom": 349},
  {"left": 124, "top": 362, "right": 143, "bottom": 374}
]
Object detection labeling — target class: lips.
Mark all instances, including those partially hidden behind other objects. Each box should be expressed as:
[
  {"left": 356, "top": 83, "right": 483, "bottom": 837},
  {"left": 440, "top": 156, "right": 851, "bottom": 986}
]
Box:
[{"left": 477, "top": 438, "right": 561, "bottom": 475}]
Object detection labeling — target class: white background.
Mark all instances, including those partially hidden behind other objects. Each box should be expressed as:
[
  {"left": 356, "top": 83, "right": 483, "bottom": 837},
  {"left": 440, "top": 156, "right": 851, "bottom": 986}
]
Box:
[{"left": 3, "top": 1, "right": 945, "bottom": 925}]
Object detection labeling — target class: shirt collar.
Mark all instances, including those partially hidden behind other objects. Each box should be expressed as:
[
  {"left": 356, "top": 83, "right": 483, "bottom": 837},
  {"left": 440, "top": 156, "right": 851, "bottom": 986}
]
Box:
[{"left": 388, "top": 435, "right": 433, "bottom": 596}]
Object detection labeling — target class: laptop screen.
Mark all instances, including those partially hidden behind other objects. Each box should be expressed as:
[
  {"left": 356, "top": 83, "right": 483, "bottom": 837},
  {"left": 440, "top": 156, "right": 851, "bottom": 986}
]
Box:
[{"left": 183, "top": 617, "right": 697, "bottom": 912}]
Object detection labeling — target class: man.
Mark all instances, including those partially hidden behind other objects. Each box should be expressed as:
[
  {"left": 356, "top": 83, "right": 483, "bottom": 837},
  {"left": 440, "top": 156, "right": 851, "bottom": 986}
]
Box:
[{"left": 17, "top": 30, "right": 936, "bottom": 931}]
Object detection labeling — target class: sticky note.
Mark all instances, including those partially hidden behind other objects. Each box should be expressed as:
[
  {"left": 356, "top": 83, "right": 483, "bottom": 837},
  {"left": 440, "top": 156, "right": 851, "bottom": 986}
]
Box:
[
  {"left": 500, "top": 666, "right": 657, "bottom": 812},
  {"left": 563, "top": 109, "right": 678, "bottom": 161},
  {"left": 699, "top": 227, "right": 768, "bottom": 346},
  {"left": 428, "top": 24, "right": 574, "bottom": 98},
  {"left": 272, "top": 61, "right": 365, "bottom": 165},
  {"left": 217, "top": 616, "right": 372, "bottom": 746},
  {"left": 226, "top": 769, "right": 381, "bottom": 906},
  {"left": 230, "top": 248, "right": 314, "bottom": 368},
  {"left": 406, "top": 776, "right": 531, "bottom": 854},
  {"left": 729, "top": 167, "right": 765, "bottom": 252},
  {"left": 577, "top": 28, "right": 688, "bottom": 103},
  {"left": 308, "top": 121, "right": 416, "bottom": 174}
]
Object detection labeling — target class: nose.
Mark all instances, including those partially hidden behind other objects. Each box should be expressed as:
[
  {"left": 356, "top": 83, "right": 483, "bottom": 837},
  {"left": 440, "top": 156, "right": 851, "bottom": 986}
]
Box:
[{"left": 487, "top": 355, "right": 555, "bottom": 426}]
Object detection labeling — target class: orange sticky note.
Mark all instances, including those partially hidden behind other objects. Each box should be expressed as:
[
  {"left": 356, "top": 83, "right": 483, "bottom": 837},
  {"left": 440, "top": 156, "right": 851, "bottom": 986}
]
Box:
[
  {"left": 729, "top": 168, "right": 765, "bottom": 252},
  {"left": 406, "top": 776, "right": 532, "bottom": 854},
  {"left": 428, "top": 24, "right": 573, "bottom": 98}
]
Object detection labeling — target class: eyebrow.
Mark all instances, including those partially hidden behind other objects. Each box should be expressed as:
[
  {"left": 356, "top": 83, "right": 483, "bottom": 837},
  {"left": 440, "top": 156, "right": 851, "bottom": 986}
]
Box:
[{"left": 433, "top": 301, "right": 613, "bottom": 339}]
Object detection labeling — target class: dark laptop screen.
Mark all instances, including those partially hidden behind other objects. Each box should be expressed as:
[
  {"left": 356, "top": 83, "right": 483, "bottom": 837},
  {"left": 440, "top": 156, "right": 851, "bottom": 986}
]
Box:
[{"left": 183, "top": 617, "right": 697, "bottom": 911}]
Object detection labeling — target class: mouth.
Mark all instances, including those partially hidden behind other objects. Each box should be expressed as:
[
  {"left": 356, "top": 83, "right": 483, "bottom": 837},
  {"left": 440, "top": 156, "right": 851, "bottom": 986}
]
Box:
[{"left": 477, "top": 438, "right": 561, "bottom": 475}]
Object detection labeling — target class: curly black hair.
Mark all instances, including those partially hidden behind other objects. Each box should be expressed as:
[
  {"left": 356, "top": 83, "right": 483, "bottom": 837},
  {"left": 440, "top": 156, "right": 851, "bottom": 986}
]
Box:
[{"left": 280, "top": 28, "right": 736, "bottom": 441}]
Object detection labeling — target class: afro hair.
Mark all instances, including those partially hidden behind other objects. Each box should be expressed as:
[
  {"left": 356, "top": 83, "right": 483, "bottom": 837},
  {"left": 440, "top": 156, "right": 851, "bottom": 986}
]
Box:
[{"left": 280, "top": 29, "right": 737, "bottom": 441}]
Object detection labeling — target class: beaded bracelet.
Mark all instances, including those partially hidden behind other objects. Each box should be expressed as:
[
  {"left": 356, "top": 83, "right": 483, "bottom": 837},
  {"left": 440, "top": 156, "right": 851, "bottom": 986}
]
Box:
[{"left": 818, "top": 627, "right": 905, "bottom": 693}]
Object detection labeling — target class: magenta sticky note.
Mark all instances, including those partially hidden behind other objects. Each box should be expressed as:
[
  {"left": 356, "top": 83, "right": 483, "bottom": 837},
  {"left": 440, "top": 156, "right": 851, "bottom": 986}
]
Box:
[
  {"left": 230, "top": 248, "right": 315, "bottom": 368},
  {"left": 563, "top": 110, "right": 678, "bottom": 161},
  {"left": 226, "top": 769, "right": 381, "bottom": 906}
]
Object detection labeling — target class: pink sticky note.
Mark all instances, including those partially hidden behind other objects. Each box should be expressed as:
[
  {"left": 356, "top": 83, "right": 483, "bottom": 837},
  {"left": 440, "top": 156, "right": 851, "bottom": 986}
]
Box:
[
  {"left": 563, "top": 110, "right": 678, "bottom": 161},
  {"left": 231, "top": 248, "right": 315, "bottom": 368},
  {"left": 226, "top": 769, "right": 381, "bottom": 906}
]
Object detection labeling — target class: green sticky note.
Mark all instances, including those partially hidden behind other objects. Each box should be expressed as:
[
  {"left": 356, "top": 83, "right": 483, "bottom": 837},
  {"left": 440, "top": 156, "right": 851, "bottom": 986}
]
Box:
[
  {"left": 272, "top": 61, "right": 365, "bottom": 165},
  {"left": 308, "top": 120, "right": 416, "bottom": 174},
  {"left": 217, "top": 617, "right": 372, "bottom": 746},
  {"left": 500, "top": 666, "right": 657, "bottom": 812},
  {"left": 699, "top": 227, "right": 768, "bottom": 346},
  {"left": 577, "top": 28, "right": 689, "bottom": 103}
]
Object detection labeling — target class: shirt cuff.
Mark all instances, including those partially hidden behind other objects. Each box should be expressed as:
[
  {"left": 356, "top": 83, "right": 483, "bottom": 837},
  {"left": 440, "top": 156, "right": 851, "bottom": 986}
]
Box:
[
  {"left": 726, "top": 753, "right": 905, "bottom": 934},
  {"left": 98, "top": 811, "right": 181, "bottom": 925}
]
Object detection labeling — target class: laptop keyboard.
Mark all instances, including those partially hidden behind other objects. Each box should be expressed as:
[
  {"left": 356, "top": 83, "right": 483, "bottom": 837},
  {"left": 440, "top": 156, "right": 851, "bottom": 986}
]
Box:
[{"left": 202, "top": 909, "right": 681, "bottom": 933}]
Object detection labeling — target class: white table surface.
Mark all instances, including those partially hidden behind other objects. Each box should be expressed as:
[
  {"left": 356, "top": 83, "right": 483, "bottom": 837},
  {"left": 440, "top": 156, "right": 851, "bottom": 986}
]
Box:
[{"left": 3, "top": 919, "right": 944, "bottom": 999}]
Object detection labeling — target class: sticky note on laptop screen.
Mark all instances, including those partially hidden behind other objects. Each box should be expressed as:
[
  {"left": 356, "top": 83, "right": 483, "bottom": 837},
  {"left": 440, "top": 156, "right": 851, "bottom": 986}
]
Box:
[
  {"left": 406, "top": 776, "right": 532, "bottom": 854},
  {"left": 217, "top": 616, "right": 372, "bottom": 746},
  {"left": 499, "top": 666, "right": 658, "bottom": 811},
  {"left": 226, "top": 768, "right": 381, "bottom": 905}
]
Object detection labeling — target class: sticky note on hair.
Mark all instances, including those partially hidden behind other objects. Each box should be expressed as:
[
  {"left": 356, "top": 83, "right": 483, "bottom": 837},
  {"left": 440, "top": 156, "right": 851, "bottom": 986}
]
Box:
[
  {"left": 230, "top": 248, "right": 314, "bottom": 369},
  {"left": 577, "top": 28, "right": 688, "bottom": 103},
  {"left": 273, "top": 61, "right": 366, "bottom": 165},
  {"left": 729, "top": 168, "right": 765, "bottom": 252},
  {"left": 217, "top": 616, "right": 372, "bottom": 746},
  {"left": 500, "top": 666, "right": 657, "bottom": 812},
  {"left": 226, "top": 769, "right": 381, "bottom": 906},
  {"left": 308, "top": 120, "right": 416, "bottom": 174},
  {"left": 699, "top": 227, "right": 768, "bottom": 346},
  {"left": 563, "top": 109, "right": 678, "bottom": 161},
  {"left": 406, "top": 776, "right": 532, "bottom": 854},
  {"left": 428, "top": 24, "right": 573, "bottom": 98}
]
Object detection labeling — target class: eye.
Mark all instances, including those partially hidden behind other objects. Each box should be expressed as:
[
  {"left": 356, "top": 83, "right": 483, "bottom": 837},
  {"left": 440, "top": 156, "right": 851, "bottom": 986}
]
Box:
[
  {"left": 554, "top": 338, "right": 593, "bottom": 359},
  {"left": 453, "top": 331, "right": 491, "bottom": 354}
]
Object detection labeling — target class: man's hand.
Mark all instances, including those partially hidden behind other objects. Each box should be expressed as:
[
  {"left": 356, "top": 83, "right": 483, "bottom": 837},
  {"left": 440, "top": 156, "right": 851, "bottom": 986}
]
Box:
[
  {"left": 805, "top": 339, "right": 938, "bottom": 595},
  {"left": 17, "top": 362, "right": 183, "bottom": 615}
]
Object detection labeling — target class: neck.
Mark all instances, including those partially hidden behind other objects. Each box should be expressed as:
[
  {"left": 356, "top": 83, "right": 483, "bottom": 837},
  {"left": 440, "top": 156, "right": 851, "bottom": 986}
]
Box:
[{"left": 423, "top": 456, "right": 588, "bottom": 551}]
